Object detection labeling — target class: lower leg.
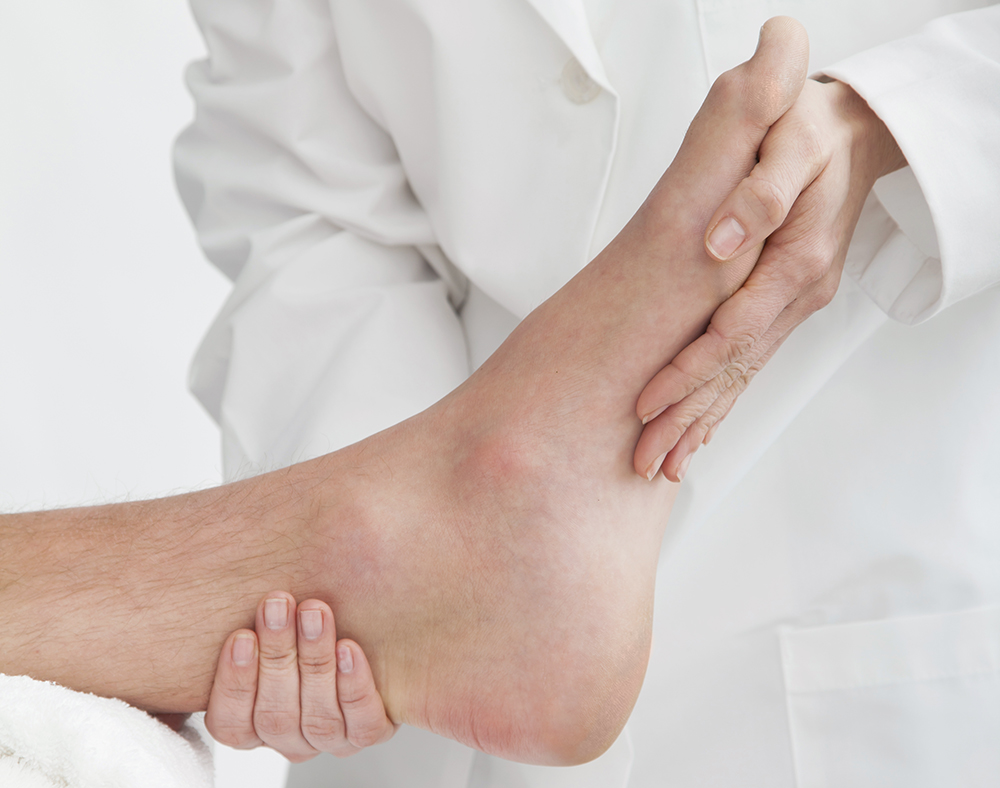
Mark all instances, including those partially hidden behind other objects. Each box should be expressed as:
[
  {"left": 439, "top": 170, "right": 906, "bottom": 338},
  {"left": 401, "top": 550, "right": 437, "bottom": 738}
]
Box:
[
  {"left": 301, "top": 16, "right": 811, "bottom": 762},
  {"left": 0, "top": 16, "right": 808, "bottom": 766}
]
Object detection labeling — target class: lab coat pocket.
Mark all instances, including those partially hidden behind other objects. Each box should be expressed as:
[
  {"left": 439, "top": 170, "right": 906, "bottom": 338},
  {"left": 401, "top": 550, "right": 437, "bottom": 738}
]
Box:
[{"left": 780, "top": 606, "right": 1000, "bottom": 788}]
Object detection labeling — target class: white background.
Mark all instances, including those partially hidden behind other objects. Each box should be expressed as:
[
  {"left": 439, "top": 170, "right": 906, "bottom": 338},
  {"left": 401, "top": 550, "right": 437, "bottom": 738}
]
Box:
[
  {"left": 0, "top": 3, "right": 290, "bottom": 786},
  {"left": 0, "top": 2, "right": 226, "bottom": 510}
]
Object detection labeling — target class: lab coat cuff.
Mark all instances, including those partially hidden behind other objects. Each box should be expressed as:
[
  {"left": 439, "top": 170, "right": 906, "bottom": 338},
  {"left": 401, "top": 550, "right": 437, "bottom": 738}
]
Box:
[{"left": 820, "top": 6, "right": 1000, "bottom": 324}]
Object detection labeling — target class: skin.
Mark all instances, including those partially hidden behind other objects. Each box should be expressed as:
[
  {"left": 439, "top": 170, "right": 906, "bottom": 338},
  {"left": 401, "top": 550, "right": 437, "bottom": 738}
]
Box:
[
  {"left": 206, "top": 593, "right": 395, "bottom": 761},
  {"left": 211, "top": 33, "right": 911, "bottom": 764},
  {"left": 634, "top": 75, "right": 907, "bottom": 482},
  {"left": 0, "top": 18, "right": 809, "bottom": 766}
]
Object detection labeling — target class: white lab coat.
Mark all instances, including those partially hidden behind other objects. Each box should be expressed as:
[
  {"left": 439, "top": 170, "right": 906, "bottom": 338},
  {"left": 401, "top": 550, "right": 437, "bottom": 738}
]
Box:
[{"left": 175, "top": 1, "right": 1000, "bottom": 786}]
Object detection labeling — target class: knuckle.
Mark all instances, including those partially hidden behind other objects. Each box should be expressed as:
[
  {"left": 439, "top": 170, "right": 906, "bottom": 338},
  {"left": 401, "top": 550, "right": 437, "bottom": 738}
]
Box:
[
  {"left": 802, "top": 236, "right": 840, "bottom": 280},
  {"left": 808, "top": 279, "right": 838, "bottom": 310},
  {"left": 337, "top": 682, "right": 371, "bottom": 710},
  {"left": 792, "top": 117, "right": 826, "bottom": 168},
  {"left": 661, "top": 355, "right": 713, "bottom": 396},
  {"left": 217, "top": 679, "right": 257, "bottom": 706},
  {"left": 207, "top": 721, "right": 258, "bottom": 750},
  {"left": 348, "top": 719, "right": 387, "bottom": 749},
  {"left": 713, "top": 341, "right": 767, "bottom": 399},
  {"left": 302, "top": 714, "right": 347, "bottom": 748},
  {"left": 253, "top": 708, "right": 300, "bottom": 740},
  {"left": 298, "top": 651, "right": 337, "bottom": 677},
  {"left": 794, "top": 248, "right": 828, "bottom": 285},
  {"left": 258, "top": 650, "right": 298, "bottom": 673},
  {"left": 704, "top": 323, "right": 757, "bottom": 365},
  {"left": 819, "top": 277, "right": 839, "bottom": 305},
  {"left": 743, "top": 174, "right": 790, "bottom": 228},
  {"left": 720, "top": 362, "right": 751, "bottom": 391}
]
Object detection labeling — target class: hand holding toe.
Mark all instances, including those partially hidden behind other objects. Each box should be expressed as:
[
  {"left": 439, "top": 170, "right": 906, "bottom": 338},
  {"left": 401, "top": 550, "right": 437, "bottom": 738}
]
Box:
[{"left": 635, "top": 68, "right": 905, "bottom": 482}]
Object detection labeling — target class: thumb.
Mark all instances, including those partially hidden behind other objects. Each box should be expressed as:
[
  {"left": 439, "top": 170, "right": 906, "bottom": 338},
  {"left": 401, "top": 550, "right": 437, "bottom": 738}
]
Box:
[{"left": 704, "top": 92, "right": 827, "bottom": 261}]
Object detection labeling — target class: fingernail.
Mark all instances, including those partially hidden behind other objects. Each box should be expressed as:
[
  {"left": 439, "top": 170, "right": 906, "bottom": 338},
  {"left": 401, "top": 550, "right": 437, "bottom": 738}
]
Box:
[
  {"left": 300, "top": 609, "right": 323, "bottom": 640},
  {"left": 264, "top": 597, "right": 288, "bottom": 630},
  {"left": 706, "top": 216, "right": 746, "bottom": 260},
  {"left": 232, "top": 634, "right": 255, "bottom": 667},
  {"left": 646, "top": 452, "right": 668, "bottom": 482},
  {"left": 337, "top": 644, "right": 354, "bottom": 674},
  {"left": 676, "top": 453, "right": 694, "bottom": 482},
  {"left": 641, "top": 405, "right": 667, "bottom": 426}
]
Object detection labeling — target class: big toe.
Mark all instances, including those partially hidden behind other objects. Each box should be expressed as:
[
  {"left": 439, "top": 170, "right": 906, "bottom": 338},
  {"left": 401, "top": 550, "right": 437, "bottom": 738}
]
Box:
[
  {"left": 732, "top": 16, "right": 810, "bottom": 128},
  {"left": 657, "top": 17, "right": 809, "bottom": 219},
  {"left": 684, "top": 18, "right": 808, "bottom": 155}
]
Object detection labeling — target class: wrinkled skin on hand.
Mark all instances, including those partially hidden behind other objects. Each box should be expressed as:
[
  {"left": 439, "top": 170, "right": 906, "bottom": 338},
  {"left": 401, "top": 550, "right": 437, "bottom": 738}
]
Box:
[{"left": 634, "top": 76, "right": 906, "bottom": 483}]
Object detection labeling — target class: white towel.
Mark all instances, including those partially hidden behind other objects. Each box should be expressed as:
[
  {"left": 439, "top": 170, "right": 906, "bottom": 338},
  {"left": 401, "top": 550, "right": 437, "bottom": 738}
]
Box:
[{"left": 0, "top": 674, "right": 213, "bottom": 788}]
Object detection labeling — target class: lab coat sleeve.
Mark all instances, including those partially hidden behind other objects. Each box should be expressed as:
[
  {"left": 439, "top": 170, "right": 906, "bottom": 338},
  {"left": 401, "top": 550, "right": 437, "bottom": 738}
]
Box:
[
  {"left": 822, "top": 4, "right": 1000, "bottom": 324},
  {"left": 174, "top": 0, "right": 469, "bottom": 476}
]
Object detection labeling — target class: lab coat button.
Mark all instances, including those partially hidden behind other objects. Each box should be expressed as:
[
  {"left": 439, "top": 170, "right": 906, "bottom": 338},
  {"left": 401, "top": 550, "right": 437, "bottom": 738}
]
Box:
[{"left": 560, "top": 58, "right": 601, "bottom": 104}]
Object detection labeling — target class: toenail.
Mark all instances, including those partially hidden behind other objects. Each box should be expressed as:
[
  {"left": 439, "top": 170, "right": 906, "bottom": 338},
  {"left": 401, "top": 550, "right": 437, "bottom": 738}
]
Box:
[{"left": 706, "top": 216, "right": 746, "bottom": 260}]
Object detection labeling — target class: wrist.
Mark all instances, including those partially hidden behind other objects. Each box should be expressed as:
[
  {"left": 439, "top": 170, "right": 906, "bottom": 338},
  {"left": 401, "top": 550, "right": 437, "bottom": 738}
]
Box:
[{"left": 827, "top": 77, "right": 907, "bottom": 180}]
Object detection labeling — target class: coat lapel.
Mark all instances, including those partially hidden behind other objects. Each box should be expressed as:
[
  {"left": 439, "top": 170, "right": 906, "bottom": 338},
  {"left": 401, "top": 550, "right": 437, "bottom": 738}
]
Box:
[{"left": 521, "top": 0, "right": 612, "bottom": 89}]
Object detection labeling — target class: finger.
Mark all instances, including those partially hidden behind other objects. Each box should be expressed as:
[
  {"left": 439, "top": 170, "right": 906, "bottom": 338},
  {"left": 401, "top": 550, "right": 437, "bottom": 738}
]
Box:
[
  {"left": 636, "top": 177, "right": 849, "bottom": 480},
  {"left": 640, "top": 287, "right": 811, "bottom": 482},
  {"left": 253, "top": 592, "right": 318, "bottom": 763},
  {"left": 636, "top": 270, "right": 792, "bottom": 427},
  {"left": 636, "top": 347, "right": 753, "bottom": 480},
  {"left": 703, "top": 399, "right": 736, "bottom": 445},
  {"left": 659, "top": 287, "right": 823, "bottom": 481},
  {"left": 634, "top": 273, "right": 790, "bottom": 479},
  {"left": 336, "top": 639, "right": 398, "bottom": 750},
  {"left": 704, "top": 84, "right": 830, "bottom": 262},
  {"left": 661, "top": 326, "right": 793, "bottom": 481},
  {"left": 640, "top": 134, "right": 849, "bottom": 430},
  {"left": 205, "top": 630, "right": 264, "bottom": 750},
  {"left": 295, "top": 600, "right": 353, "bottom": 756}
]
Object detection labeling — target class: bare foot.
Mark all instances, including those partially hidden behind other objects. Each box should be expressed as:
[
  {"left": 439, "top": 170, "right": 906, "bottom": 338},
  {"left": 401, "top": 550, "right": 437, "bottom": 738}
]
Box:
[
  {"left": 296, "top": 17, "right": 810, "bottom": 765},
  {"left": 0, "top": 17, "right": 808, "bottom": 770}
]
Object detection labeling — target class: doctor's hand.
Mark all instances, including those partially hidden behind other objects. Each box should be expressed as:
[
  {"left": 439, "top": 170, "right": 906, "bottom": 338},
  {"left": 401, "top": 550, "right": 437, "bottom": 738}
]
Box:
[
  {"left": 206, "top": 592, "right": 397, "bottom": 762},
  {"left": 634, "top": 76, "right": 907, "bottom": 482}
]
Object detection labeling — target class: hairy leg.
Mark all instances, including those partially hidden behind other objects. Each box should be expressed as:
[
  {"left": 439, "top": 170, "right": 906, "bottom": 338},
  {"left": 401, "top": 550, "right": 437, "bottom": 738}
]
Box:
[
  {"left": 0, "top": 17, "right": 808, "bottom": 767},
  {"left": 297, "top": 16, "right": 810, "bottom": 763}
]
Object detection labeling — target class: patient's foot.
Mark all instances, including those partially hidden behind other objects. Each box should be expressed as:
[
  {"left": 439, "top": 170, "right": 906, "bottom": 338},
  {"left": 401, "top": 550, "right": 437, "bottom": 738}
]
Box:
[
  {"left": 0, "top": 18, "right": 808, "bottom": 768},
  {"left": 299, "top": 18, "right": 809, "bottom": 765}
]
